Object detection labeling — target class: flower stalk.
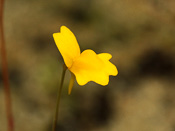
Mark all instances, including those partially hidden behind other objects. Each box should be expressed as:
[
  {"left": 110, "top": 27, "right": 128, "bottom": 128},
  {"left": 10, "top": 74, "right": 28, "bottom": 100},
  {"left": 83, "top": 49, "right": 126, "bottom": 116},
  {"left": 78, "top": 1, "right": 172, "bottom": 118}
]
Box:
[
  {"left": 0, "top": 0, "right": 14, "bottom": 131},
  {"left": 52, "top": 64, "right": 67, "bottom": 131},
  {"left": 52, "top": 25, "right": 118, "bottom": 130}
]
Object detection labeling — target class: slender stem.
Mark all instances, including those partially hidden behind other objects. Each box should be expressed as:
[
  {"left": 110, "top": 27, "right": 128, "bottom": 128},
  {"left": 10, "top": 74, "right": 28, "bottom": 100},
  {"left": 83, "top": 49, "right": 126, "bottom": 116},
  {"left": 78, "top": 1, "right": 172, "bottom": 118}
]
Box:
[
  {"left": 52, "top": 64, "right": 67, "bottom": 131},
  {"left": 0, "top": 0, "right": 14, "bottom": 131}
]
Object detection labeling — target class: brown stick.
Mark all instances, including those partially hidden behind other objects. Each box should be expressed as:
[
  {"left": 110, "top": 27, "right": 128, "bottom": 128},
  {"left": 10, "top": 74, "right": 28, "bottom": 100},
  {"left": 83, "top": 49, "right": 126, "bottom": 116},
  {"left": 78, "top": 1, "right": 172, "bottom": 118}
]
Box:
[{"left": 0, "top": 0, "right": 14, "bottom": 131}]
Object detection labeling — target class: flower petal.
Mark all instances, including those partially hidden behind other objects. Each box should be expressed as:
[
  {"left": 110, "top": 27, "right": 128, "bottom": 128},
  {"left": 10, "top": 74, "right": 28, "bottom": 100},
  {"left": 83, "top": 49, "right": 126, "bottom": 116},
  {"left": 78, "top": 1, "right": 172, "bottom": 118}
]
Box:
[
  {"left": 98, "top": 53, "right": 118, "bottom": 76},
  {"left": 69, "top": 49, "right": 118, "bottom": 86},
  {"left": 53, "top": 26, "right": 81, "bottom": 68}
]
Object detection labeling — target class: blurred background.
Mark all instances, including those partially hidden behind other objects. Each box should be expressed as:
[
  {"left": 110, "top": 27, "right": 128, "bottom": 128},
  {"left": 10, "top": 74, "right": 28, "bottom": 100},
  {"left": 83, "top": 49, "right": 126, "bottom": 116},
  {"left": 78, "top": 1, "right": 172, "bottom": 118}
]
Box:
[{"left": 0, "top": 0, "right": 175, "bottom": 131}]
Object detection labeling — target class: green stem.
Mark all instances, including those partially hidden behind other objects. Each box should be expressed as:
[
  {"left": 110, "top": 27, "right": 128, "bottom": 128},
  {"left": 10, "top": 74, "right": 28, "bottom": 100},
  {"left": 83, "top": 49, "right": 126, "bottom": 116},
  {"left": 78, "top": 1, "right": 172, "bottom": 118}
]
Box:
[
  {"left": 0, "top": 0, "right": 14, "bottom": 131},
  {"left": 52, "top": 64, "right": 67, "bottom": 131}
]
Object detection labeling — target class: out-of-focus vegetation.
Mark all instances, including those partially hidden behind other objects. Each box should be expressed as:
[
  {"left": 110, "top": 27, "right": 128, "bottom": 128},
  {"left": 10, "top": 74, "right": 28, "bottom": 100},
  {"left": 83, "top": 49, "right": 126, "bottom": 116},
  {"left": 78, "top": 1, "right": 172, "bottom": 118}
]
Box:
[{"left": 0, "top": 0, "right": 175, "bottom": 131}]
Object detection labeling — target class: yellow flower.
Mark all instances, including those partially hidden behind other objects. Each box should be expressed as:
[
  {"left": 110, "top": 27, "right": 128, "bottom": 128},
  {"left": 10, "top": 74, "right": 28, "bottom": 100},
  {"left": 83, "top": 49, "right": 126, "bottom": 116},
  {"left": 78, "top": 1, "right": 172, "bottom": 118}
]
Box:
[{"left": 53, "top": 26, "right": 118, "bottom": 94}]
